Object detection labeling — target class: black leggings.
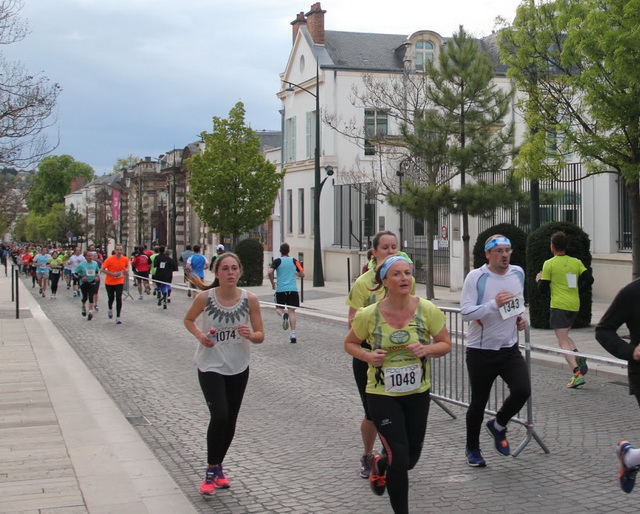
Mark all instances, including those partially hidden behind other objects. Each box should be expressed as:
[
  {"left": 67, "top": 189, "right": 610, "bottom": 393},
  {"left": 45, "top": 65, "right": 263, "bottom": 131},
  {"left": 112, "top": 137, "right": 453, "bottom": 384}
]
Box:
[
  {"left": 367, "top": 389, "right": 431, "bottom": 514},
  {"left": 105, "top": 283, "right": 124, "bottom": 316},
  {"left": 80, "top": 281, "right": 98, "bottom": 304},
  {"left": 198, "top": 367, "right": 249, "bottom": 465},
  {"left": 352, "top": 357, "right": 372, "bottom": 420},
  {"left": 465, "top": 345, "right": 531, "bottom": 450},
  {"left": 49, "top": 271, "right": 61, "bottom": 294}
]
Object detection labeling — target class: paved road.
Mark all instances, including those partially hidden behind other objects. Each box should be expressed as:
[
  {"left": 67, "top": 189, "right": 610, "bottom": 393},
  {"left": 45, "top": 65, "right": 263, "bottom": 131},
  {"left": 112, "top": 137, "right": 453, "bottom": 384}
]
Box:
[{"left": 27, "top": 278, "right": 640, "bottom": 513}]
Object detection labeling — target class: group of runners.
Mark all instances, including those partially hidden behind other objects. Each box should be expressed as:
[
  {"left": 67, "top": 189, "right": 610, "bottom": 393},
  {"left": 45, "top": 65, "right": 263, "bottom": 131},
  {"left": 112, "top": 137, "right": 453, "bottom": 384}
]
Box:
[{"left": 8, "top": 232, "right": 640, "bottom": 512}]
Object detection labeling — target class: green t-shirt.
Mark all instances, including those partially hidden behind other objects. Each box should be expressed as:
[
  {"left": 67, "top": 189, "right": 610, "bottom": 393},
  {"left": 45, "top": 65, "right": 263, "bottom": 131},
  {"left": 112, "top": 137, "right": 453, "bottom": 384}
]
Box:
[
  {"left": 346, "top": 269, "right": 416, "bottom": 310},
  {"left": 47, "top": 256, "right": 65, "bottom": 272},
  {"left": 541, "top": 254, "right": 587, "bottom": 312},
  {"left": 351, "top": 298, "right": 446, "bottom": 397},
  {"left": 75, "top": 261, "right": 101, "bottom": 283}
]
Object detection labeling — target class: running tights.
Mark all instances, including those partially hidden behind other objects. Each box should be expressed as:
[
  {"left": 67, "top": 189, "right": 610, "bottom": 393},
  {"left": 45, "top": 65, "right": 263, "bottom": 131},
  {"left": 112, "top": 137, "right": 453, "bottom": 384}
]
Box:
[
  {"left": 367, "top": 389, "right": 431, "bottom": 514},
  {"left": 465, "top": 345, "right": 531, "bottom": 450},
  {"left": 198, "top": 367, "right": 249, "bottom": 465},
  {"left": 80, "top": 281, "right": 98, "bottom": 304},
  {"left": 49, "top": 272, "right": 61, "bottom": 294},
  {"left": 105, "top": 283, "right": 124, "bottom": 316}
]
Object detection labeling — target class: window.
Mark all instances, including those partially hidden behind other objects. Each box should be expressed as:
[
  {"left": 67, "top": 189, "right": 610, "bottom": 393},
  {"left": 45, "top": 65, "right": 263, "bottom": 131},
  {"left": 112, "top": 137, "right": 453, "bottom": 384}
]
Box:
[
  {"left": 286, "top": 189, "right": 293, "bottom": 233},
  {"left": 306, "top": 111, "right": 317, "bottom": 160},
  {"left": 415, "top": 40, "right": 434, "bottom": 72},
  {"left": 364, "top": 109, "right": 388, "bottom": 156},
  {"left": 298, "top": 188, "right": 305, "bottom": 234},
  {"left": 284, "top": 117, "right": 297, "bottom": 163}
]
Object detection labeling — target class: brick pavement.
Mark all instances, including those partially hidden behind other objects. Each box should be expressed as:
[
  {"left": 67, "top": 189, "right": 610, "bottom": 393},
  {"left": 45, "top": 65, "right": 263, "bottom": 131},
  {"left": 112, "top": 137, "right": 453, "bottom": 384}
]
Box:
[{"left": 2, "top": 268, "right": 640, "bottom": 513}]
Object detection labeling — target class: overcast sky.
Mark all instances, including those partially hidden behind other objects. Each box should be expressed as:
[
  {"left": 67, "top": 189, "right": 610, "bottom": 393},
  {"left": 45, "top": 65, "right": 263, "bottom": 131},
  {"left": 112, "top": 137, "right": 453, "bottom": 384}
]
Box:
[{"left": 6, "top": 0, "right": 523, "bottom": 175}]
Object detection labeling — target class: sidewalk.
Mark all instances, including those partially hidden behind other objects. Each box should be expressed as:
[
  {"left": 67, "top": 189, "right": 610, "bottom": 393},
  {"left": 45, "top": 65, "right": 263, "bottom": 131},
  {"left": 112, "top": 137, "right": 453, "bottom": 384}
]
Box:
[{"left": 0, "top": 271, "right": 196, "bottom": 513}]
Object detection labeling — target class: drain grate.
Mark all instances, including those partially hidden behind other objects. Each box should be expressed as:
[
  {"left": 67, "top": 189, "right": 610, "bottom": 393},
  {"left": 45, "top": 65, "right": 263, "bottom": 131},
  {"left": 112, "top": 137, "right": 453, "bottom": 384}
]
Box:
[{"left": 126, "top": 415, "right": 151, "bottom": 426}]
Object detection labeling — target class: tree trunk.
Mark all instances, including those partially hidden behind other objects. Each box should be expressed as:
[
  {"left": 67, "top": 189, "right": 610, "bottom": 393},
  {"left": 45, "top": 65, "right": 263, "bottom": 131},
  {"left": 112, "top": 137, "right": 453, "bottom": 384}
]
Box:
[
  {"left": 462, "top": 212, "right": 470, "bottom": 277},
  {"left": 628, "top": 180, "right": 640, "bottom": 280},
  {"left": 425, "top": 216, "right": 436, "bottom": 300}
]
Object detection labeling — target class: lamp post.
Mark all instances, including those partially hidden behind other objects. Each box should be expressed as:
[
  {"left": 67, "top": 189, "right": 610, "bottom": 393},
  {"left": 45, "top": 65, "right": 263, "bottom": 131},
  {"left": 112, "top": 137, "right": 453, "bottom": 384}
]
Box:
[{"left": 284, "top": 63, "right": 326, "bottom": 286}]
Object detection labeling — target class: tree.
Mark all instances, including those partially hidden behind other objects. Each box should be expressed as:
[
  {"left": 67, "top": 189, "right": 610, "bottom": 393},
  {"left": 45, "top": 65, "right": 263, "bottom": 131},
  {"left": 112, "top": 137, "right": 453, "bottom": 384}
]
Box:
[
  {"left": 113, "top": 154, "right": 140, "bottom": 174},
  {"left": 27, "top": 155, "right": 94, "bottom": 215},
  {"left": 423, "top": 26, "right": 515, "bottom": 278},
  {"left": 499, "top": 0, "right": 640, "bottom": 279},
  {"left": 0, "top": 167, "right": 30, "bottom": 234},
  {"left": 327, "top": 27, "right": 516, "bottom": 298},
  {"left": 187, "top": 102, "right": 284, "bottom": 246},
  {"left": 0, "top": 0, "right": 60, "bottom": 169}
]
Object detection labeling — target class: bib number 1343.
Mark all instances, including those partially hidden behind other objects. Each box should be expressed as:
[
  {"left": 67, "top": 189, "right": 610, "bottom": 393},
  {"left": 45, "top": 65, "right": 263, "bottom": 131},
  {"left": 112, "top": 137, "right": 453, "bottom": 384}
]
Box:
[
  {"left": 499, "top": 292, "right": 525, "bottom": 320},
  {"left": 384, "top": 363, "right": 421, "bottom": 393}
]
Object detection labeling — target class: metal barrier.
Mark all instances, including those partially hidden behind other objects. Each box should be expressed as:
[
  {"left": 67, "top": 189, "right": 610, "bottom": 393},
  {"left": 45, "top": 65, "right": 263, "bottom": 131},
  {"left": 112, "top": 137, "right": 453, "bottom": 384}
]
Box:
[{"left": 430, "top": 307, "right": 549, "bottom": 457}]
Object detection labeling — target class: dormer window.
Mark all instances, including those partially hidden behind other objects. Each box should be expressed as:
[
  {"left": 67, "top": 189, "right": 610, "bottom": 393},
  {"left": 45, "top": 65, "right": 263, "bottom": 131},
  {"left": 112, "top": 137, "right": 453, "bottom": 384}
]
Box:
[{"left": 415, "top": 40, "right": 434, "bottom": 71}]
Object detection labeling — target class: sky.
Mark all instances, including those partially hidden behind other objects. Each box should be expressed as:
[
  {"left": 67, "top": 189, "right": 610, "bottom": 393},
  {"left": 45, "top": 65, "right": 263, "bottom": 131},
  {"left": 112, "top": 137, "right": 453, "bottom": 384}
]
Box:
[{"left": 5, "top": 0, "right": 523, "bottom": 175}]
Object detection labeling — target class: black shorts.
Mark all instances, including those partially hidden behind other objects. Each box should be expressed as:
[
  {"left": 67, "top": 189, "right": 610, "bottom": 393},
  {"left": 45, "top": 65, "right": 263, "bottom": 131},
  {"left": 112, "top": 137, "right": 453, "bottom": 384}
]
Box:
[
  {"left": 135, "top": 270, "right": 149, "bottom": 280},
  {"left": 549, "top": 308, "right": 577, "bottom": 329},
  {"left": 275, "top": 291, "right": 300, "bottom": 308}
]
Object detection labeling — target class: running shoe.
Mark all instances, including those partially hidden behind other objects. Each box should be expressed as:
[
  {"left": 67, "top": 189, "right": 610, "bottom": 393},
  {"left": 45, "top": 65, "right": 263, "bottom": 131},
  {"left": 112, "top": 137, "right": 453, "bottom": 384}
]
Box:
[
  {"left": 282, "top": 312, "right": 289, "bottom": 330},
  {"left": 115, "top": 318, "right": 122, "bottom": 325},
  {"left": 94, "top": 305, "right": 99, "bottom": 312},
  {"left": 359, "top": 454, "right": 371, "bottom": 478},
  {"left": 139, "top": 295, "right": 144, "bottom": 300},
  {"left": 213, "top": 465, "right": 230, "bottom": 489},
  {"left": 567, "top": 372, "right": 585, "bottom": 389},
  {"left": 81, "top": 306, "right": 86, "bottom": 317},
  {"left": 108, "top": 310, "right": 113, "bottom": 319},
  {"left": 576, "top": 355, "right": 588, "bottom": 376},
  {"left": 617, "top": 441, "right": 639, "bottom": 493},
  {"left": 486, "top": 419, "right": 510, "bottom": 456},
  {"left": 465, "top": 447, "right": 486, "bottom": 467},
  {"left": 39, "top": 288, "right": 42, "bottom": 294},
  {"left": 157, "top": 296, "right": 162, "bottom": 306},
  {"left": 290, "top": 337, "right": 297, "bottom": 344},
  {"left": 367, "top": 450, "right": 386, "bottom": 496},
  {"left": 87, "top": 311, "right": 93, "bottom": 321},
  {"left": 67, "top": 284, "right": 70, "bottom": 289},
  {"left": 199, "top": 468, "right": 216, "bottom": 496},
  {"left": 163, "top": 301, "right": 167, "bottom": 310}
]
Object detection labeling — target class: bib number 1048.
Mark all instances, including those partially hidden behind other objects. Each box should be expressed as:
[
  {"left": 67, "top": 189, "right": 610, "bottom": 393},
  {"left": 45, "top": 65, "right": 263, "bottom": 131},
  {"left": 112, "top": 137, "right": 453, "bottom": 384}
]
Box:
[{"left": 384, "top": 363, "right": 421, "bottom": 393}]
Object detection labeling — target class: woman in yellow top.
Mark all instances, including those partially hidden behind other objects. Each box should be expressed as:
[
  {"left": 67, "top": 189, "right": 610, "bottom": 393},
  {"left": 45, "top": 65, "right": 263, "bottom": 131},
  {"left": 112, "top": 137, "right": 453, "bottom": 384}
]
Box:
[
  {"left": 346, "top": 230, "right": 416, "bottom": 479},
  {"left": 47, "top": 250, "right": 65, "bottom": 299},
  {"left": 344, "top": 255, "right": 451, "bottom": 514}
]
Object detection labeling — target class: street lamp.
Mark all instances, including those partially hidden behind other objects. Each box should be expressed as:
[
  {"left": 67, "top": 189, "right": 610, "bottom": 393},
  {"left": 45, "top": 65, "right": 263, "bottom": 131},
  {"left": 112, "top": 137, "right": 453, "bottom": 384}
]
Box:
[{"left": 283, "top": 62, "right": 327, "bottom": 286}]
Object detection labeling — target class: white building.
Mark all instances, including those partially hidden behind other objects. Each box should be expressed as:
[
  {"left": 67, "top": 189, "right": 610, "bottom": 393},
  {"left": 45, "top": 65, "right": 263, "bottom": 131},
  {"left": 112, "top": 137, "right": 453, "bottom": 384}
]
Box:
[{"left": 277, "top": 2, "right": 632, "bottom": 299}]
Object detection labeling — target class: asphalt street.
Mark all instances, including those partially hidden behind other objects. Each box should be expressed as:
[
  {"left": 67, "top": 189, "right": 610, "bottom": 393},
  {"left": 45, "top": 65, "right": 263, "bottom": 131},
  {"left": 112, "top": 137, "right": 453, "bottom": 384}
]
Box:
[{"left": 26, "top": 277, "right": 640, "bottom": 513}]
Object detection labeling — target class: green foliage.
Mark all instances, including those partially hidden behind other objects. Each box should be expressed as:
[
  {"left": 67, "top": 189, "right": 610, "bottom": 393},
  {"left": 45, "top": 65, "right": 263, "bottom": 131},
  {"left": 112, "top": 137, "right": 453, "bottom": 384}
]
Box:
[
  {"left": 499, "top": 0, "right": 640, "bottom": 278},
  {"left": 235, "top": 238, "right": 264, "bottom": 287},
  {"left": 187, "top": 102, "right": 284, "bottom": 243},
  {"left": 526, "top": 221, "right": 592, "bottom": 329},
  {"left": 27, "top": 155, "right": 94, "bottom": 215},
  {"left": 113, "top": 154, "right": 140, "bottom": 174},
  {"left": 473, "top": 223, "right": 528, "bottom": 271},
  {"left": 12, "top": 203, "right": 85, "bottom": 244}
]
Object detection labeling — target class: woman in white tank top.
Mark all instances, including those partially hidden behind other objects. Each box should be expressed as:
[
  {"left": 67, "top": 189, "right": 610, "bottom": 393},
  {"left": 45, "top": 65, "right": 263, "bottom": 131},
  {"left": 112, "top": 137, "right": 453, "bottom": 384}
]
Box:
[{"left": 184, "top": 252, "right": 265, "bottom": 496}]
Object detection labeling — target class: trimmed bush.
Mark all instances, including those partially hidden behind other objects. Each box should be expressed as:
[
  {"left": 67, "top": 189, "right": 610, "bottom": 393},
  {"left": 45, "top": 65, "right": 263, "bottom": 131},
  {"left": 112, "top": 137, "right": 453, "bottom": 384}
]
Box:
[
  {"left": 473, "top": 223, "right": 528, "bottom": 271},
  {"left": 526, "top": 221, "right": 592, "bottom": 329},
  {"left": 236, "top": 238, "right": 264, "bottom": 287}
]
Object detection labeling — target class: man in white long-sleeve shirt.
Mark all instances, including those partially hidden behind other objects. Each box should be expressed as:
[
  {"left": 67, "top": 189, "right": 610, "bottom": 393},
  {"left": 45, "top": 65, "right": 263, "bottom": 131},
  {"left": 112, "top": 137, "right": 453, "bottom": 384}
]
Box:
[{"left": 460, "top": 234, "right": 530, "bottom": 468}]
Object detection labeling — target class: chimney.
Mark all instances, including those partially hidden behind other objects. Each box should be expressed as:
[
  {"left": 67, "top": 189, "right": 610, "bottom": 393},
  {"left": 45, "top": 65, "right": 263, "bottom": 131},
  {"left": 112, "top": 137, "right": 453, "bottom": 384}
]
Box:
[
  {"left": 291, "top": 11, "right": 306, "bottom": 45},
  {"left": 70, "top": 176, "right": 86, "bottom": 193},
  {"left": 306, "top": 2, "right": 326, "bottom": 44}
]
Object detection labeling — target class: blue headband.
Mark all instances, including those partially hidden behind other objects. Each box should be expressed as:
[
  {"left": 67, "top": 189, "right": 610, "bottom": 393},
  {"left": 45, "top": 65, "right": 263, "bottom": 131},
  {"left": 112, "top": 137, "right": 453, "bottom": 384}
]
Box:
[
  {"left": 484, "top": 237, "right": 511, "bottom": 251},
  {"left": 379, "top": 255, "right": 410, "bottom": 280}
]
